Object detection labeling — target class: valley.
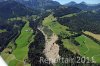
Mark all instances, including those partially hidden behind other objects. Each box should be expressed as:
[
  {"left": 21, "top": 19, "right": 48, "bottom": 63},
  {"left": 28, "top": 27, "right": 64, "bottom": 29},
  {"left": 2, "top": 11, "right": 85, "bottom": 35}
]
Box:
[{"left": 0, "top": 0, "right": 100, "bottom": 66}]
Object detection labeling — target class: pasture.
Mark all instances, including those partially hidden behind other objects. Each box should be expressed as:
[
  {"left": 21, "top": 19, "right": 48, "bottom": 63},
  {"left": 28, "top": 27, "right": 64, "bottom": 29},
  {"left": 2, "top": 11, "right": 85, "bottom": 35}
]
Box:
[{"left": 75, "top": 35, "right": 100, "bottom": 63}]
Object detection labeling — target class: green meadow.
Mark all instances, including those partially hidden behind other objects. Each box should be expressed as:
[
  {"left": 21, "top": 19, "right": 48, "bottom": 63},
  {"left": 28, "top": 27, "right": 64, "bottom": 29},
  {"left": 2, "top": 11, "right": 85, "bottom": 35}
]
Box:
[
  {"left": 1, "top": 19, "right": 34, "bottom": 66},
  {"left": 75, "top": 35, "right": 100, "bottom": 63},
  {"left": 62, "top": 39, "right": 79, "bottom": 54},
  {"left": 13, "top": 20, "right": 34, "bottom": 62},
  {"left": 43, "top": 15, "right": 72, "bottom": 38}
]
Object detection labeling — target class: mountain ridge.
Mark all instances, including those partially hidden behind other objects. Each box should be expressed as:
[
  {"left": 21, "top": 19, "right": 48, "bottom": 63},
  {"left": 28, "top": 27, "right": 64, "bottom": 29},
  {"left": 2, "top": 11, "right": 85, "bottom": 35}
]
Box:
[
  {"left": 0, "top": 0, "right": 60, "bottom": 9},
  {"left": 0, "top": 1, "right": 38, "bottom": 19},
  {"left": 65, "top": 1, "right": 100, "bottom": 11}
]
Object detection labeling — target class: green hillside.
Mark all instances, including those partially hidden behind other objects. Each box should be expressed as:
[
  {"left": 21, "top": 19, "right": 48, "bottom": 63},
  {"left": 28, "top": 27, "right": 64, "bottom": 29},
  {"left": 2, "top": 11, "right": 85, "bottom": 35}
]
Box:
[
  {"left": 42, "top": 14, "right": 100, "bottom": 63},
  {"left": 75, "top": 35, "right": 100, "bottom": 63},
  {"left": 1, "top": 18, "right": 35, "bottom": 66}
]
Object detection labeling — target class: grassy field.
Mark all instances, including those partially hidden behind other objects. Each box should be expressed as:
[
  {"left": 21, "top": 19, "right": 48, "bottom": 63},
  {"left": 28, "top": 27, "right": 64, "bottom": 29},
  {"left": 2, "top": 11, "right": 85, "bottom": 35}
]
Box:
[
  {"left": 0, "top": 29, "right": 7, "bottom": 33},
  {"left": 43, "top": 15, "right": 73, "bottom": 38},
  {"left": 84, "top": 31, "right": 100, "bottom": 41},
  {"left": 13, "top": 20, "right": 34, "bottom": 64},
  {"left": 1, "top": 19, "right": 34, "bottom": 66},
  {"left": 60, "top": 13, "right": 77, "bottom": 18},
  {"left": 62, "top": 39, "right": 79, "bottom": 54},
  {"left": 75, "top": 35, "right": 100, "bottom": 63},
  {"left": 15, "top": 21, "right": 33, "bottom": 48}
]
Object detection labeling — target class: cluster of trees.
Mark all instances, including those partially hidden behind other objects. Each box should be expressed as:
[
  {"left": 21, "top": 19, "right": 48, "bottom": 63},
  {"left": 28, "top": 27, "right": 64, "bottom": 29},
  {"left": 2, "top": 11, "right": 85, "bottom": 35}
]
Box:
[
  {"left": 28, "top": 30, "right": 53, "bottom": 66},
  {"left": 0, "top": 1, "right": 40, "bottom": 19},
  {"left": 53, "top": 6, "right": 81, "bottom": 17}
]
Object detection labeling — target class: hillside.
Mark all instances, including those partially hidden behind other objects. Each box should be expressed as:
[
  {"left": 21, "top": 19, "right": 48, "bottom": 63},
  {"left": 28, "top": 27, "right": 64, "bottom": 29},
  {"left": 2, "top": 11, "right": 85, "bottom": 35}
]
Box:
[
  {"left": 0, "top": 0, "right": 100, "bottom": 66},
  {"left": 58, "top": 11, "right": 100, "bottom": 34},
  {"left": 1, "top": 0, "right": 60, "bottom": 9},
  {"left": 0, "top": 1, "right": 38, "bottom": 19}
]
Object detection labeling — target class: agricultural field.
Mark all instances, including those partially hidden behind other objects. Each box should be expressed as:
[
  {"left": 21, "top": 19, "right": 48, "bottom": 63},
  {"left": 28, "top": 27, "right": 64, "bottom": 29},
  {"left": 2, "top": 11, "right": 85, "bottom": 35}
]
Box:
[
  {"left": 1, "top": 19, "right": 34, "bottom": 66},
  {"left": 75, "top": 35, "right": 100, "bottom": 63},
  {"left": 84, "top": 31, "right": 100, "bottom": 41}
]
